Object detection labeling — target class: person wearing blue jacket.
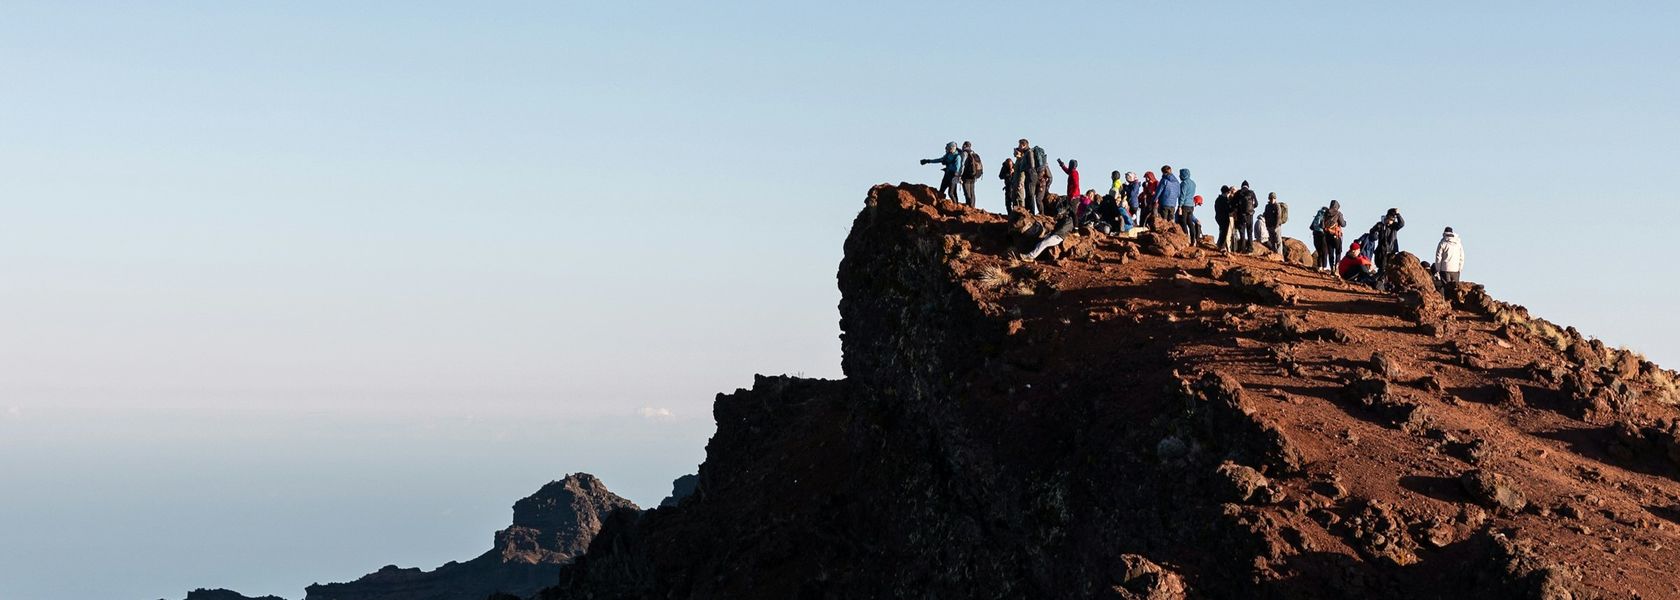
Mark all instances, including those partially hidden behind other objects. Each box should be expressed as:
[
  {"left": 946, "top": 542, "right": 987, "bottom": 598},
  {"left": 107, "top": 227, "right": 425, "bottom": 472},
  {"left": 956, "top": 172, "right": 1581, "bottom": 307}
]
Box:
[
  {"left": 1155, "top": 165, "right": 1181, "bottom": 226},
  {"left": 919, "top": 142, "right": 963, "bottom": 201},
  {"left": 1177, "top": 168, "right": 1198, "bottom": 243}
]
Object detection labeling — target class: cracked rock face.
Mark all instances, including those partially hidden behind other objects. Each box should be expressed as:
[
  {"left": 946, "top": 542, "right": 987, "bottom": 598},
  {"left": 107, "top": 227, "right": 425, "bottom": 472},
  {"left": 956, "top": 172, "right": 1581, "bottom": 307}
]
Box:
[{"left": 519, "top": 184, "right": 1680, "bottom": 599}]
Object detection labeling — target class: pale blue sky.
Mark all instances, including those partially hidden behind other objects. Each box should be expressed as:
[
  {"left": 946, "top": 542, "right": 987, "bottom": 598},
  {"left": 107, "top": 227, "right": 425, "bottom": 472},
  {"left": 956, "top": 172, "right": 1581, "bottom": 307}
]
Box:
[{"left": 1, "top": 2, "right": 1676, "bottom": 598}]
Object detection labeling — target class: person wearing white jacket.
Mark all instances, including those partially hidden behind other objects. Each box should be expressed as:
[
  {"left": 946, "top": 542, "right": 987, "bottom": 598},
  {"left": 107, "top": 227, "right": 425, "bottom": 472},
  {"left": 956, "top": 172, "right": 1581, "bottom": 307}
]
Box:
[{"left": 1434, "top": 227, "right": 1465, "bottom": 283}]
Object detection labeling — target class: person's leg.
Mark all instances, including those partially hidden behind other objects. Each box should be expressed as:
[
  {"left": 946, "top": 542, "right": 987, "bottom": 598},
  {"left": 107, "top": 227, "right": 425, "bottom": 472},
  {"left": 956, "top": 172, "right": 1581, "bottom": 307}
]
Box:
[
  {"left": 1330, "top": 235, "right": 1343, "bottom": 270},
  {"left": 961, "top": 178, "right": 977, "bottom": 207},
  {"left": 1270, "top": 229, "right": 1282, "bottom": 259},
  {"left": 939, "top": 172, "right": 955, "bottom": 199},
  {"left": 1444, "top": 271, "right": 1460, "bottom": 283},
  {"left": 1024, "top": 234, "right": 1064, "bottom": 260}
]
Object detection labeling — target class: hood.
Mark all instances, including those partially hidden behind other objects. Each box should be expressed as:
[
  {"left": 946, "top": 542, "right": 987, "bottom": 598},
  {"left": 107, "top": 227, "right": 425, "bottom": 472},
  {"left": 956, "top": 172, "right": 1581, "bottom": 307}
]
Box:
[
  {"left": 1179, "top": 168, "right": 1191, "bottom": 180},
  {"left": 1442, "top": 231, "right": 1459, "bottom": 241}
]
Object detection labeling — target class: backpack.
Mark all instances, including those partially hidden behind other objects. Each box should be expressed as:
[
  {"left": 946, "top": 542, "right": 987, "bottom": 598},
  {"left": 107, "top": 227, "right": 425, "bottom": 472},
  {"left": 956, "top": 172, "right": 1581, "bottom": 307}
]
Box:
[
  {"left": 1325, "top": 211, "right": 1343, "bottom": 237},
  {"left": 1032, "top": 147, "right": 1048, "bottom": 172},
  {"left": 1310, "top": 208, "right": 1325, "bottom": 232},
  {"left": 962, "top": 152, "right": 983, "bottom": 178},
  {"left": 1276, "top": 202, "right": 1289, "bottom": 225}
]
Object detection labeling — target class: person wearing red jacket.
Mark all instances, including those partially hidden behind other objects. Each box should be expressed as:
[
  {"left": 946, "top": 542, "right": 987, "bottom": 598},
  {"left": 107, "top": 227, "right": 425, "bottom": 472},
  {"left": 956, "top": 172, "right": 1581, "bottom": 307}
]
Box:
[
  {"left": 1056, "top": 158, "right": 1080, "bottom": 213},
  {"left": 1338, "top": 241, "right": 1378, "bottom": 285}
]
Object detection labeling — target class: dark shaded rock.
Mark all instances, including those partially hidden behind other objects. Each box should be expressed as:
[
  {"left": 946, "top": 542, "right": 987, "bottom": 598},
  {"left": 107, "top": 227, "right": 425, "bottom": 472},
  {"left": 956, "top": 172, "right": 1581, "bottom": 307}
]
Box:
[
  {"left": 1213, "top": 461, "right": 1272, "bottom": 504},
  {"left": 302, "top": 474, "right": 636, "bottom": 600},
  {"left": 658, "top": 474, "right": 698, "bottom": 508},
  {"left": 184, "top": 590, "right": 285, "bottom": 600}
]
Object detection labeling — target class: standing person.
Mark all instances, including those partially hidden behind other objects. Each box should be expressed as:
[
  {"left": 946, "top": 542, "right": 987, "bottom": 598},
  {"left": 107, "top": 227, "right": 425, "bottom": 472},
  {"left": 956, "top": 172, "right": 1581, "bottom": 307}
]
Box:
[
  {"left": 1057, "top": 158, "right": 1081, "bottom": 209},
  {"left": 1263, "top": 192, "right": 1288, "bottom": 261},
  {"left": 1310, "top": 205, "right": 1328, "bottom": 269},
  {"left": 1107, "top": 171, "right": 1134, "bottom": 231},
  {"left": 1234, "top": 181, "right": 1258, "bottom": 253},
  {"left": 1141, "top": 171, "right": 1160, "bottom": 221},
  {"left": 1177, "top": 168, "right": 1198, "bottom": 243},
  {"left": 919, "top": 142, "right": 962, "bottom": 200},
  {"left": 1375, "top": 208, "right": 1406, "bottom": 269},
  {"left": 1319, "top": 200, "right": 1347, "bottom": 271},
  {"left": 1156, "top": 166, "right": 1181, "bottom": 226},
  {"left": 1213, "top": 185, "right": 1234, "bottom": 252},
  {"left": 1434, "top": 227, "right": 1465, "bottom": 283},
  {"left": 958, "top": 141, "right": 982, "bottom": 208},
  {"left": 1000, "top": 157, "right": 1020, "bottom": 212},
  {"left": 1015, "top": 140, "right": 1039, "bottom": 215},
  {"left": 1123, "top": 172, "right": 1143, "bottom": 224},
  {"left": 1033, "top": 144, "right": 1052, "bottom": 216}
]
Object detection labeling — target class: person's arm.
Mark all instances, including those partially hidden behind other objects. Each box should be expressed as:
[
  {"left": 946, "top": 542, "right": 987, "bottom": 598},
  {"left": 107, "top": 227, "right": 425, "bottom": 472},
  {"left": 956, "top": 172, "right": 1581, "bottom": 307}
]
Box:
[
  {"left": 1057, "top": 159, "right": 1070, "bottom": 174},
  {"left": 1435, "top": 241, "right": 1447, "bottom": 270},
  {"left": 1393, "top": 213, "right": 1405, "bottom": 231}
]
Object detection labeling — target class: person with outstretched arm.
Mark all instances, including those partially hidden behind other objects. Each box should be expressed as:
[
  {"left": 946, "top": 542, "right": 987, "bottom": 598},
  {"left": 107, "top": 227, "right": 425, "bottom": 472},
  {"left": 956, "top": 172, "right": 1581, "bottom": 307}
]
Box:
[
  {"left": 1057, "top": 158, "right": 1081, "bottom": 207},
  {"left": 919, "top": 142, "right": 963, "bottom": 200}
]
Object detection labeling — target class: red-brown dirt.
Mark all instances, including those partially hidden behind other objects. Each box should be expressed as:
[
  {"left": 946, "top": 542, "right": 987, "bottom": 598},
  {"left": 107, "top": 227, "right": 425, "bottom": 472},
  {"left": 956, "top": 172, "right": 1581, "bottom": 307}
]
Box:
[{"left": 545, "top": 184, "right": 1680, "bottom": 599}]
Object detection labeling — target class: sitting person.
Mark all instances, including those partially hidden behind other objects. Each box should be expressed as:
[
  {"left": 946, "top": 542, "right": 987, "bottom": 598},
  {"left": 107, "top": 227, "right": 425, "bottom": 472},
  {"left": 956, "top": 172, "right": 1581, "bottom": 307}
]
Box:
[
  {"left": 1022, "top": 204, "right": 1078, "bottom": 261},
  {"left": 1338, "top": 243, "right": 1380, "bottom": 287},
  {"left": 1097, "top": 192, "right": 1132, "bottom": 233}
]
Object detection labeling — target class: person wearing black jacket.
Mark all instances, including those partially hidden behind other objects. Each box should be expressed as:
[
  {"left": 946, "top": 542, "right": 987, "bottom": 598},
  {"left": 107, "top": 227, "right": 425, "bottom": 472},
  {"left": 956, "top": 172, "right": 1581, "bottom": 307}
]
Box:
[
  {"left": 1234, "top": 181, "right": 1259, "bottom": 253},
  {"left": 1213, "top": 186, "right": 1234, "bottom": 252},
  {"left": 957, "top": 141, "right": 982, "bottom": 208},
  {"left": 1313, "top": 200, "right": 1348, "bottom": 271},
  {"left": 1022, "top": 202, "right": 1078, "bottom": 260},
  {"left": 1375, "top": 208, "right": 1405, "bottom": 269}
]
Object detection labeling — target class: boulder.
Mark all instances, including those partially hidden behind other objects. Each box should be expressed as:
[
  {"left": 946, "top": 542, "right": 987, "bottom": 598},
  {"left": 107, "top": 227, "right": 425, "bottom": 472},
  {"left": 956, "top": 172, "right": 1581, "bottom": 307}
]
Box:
[
  {"left": 1213, "top": 461, "right": 1273, "bottom": 504},
  {"left": 1110, "top": 554, "right": 1190, "bottom": 600},
  {"left": 1384, "top": 252, "right": 1450, "bottom": 324},
  {"left": 1281, "top": 237, "right": 1314, "bottom": 266},
  {"left": 1460, "top": 469, "right": 1528, "bottom": 514}
]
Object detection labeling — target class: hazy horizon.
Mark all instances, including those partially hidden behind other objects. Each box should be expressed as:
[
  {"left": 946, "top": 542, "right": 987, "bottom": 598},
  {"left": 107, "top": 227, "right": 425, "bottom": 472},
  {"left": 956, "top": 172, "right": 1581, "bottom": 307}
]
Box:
[{"left": 3, "top": 1, "right": 1677, "bottom": 598}]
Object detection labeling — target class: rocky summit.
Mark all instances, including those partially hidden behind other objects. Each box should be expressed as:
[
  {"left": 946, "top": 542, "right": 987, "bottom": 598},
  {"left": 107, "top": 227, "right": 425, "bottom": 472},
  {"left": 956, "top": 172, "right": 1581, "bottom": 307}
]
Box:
[{"left": 535, "top": 184, "right": 1680, "bottom": 599}]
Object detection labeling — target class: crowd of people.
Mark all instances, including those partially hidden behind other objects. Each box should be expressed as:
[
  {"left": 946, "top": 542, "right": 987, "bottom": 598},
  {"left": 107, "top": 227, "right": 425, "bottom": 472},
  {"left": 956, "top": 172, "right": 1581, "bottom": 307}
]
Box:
[{"left": 919, "top": 140, "right": 1468, "bottom": 287}]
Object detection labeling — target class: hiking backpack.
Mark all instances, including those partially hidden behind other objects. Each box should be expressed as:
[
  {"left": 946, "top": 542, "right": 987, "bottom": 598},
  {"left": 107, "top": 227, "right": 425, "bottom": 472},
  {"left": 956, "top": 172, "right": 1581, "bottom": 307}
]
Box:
[
  {"left": 1310, "top": 208, "right": 1324, "bottom": 232},
  {"left": 964, "top": 152, "right": 984, "bottom": 178},
  {"left": 1276, "top": 202, "right": 1289, "bottom": 225},
  {"left": 1032, "top": 147, "right": 1048, "bottom": 173}
]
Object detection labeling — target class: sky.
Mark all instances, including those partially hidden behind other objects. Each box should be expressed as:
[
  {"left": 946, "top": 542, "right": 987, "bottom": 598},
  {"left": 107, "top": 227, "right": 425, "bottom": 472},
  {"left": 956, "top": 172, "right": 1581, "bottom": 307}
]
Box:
[{"left": 1, "top": 1, "right": 1676, "bottom": 598}]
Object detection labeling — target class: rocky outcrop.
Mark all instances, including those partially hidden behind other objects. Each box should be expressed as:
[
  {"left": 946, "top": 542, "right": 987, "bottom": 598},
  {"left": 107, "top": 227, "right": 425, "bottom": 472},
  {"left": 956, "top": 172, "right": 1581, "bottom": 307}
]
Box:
[
  {"left": 658, "top": 474, "right": 698, "bottom": 508},
  {"left": 528, "top": 183, "right": 1680, "bottom": 598},
  {"left": 301, "top": 474, "right": 634, "bottom": 600},
  {"left": 184, "top": 590, "right": 285, "bottom": 600}
]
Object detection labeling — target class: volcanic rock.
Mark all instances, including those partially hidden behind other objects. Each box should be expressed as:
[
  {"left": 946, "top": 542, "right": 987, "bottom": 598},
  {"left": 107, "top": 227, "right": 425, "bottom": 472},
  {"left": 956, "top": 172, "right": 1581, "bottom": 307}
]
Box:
[{"left": 302, "top": 473, "right": 635, "bottom": 600}]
